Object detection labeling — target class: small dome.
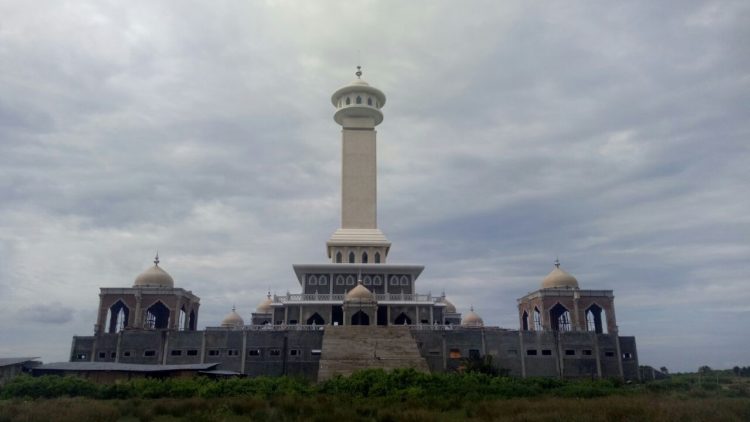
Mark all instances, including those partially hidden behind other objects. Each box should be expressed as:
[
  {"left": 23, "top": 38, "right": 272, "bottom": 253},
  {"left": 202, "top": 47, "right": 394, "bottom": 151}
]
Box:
[
  {"left": 345, "top": 282, "right": 376, "bottom": 303},
  {"left": 221, "top": 307, "right": 244, "bottom": 328},
  {"left": 256, "top": 295, "right": 272, "bottom": 314},
  {"left": 133, "top": 255, "right": 174, "bottom": 288},
  {"left": 542, "top": 262, "right": 579, "bottom": 289},
  {"left": 462, "top": 307, "right": 484, "bottom": 327},
  {"left": 442, "top": 297, "right": 457, "bottom": 313}
]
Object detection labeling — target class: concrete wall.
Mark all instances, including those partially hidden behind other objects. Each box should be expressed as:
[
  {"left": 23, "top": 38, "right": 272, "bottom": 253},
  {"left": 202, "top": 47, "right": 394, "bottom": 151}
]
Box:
[{"left": 71, "top": 327, "right": 637, "bottom": 381}]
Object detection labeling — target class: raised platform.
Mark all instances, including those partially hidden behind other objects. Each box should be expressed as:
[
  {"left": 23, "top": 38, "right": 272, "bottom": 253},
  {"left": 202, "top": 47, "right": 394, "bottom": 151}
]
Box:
[{"left": 317, "top": 325, "right": 429, "bottom": 381}]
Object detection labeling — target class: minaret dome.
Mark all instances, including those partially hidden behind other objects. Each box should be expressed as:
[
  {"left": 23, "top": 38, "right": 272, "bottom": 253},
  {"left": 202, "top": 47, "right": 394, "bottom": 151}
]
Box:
[{"left": 331, "top": 66, "right": 386, "bottom": 126}]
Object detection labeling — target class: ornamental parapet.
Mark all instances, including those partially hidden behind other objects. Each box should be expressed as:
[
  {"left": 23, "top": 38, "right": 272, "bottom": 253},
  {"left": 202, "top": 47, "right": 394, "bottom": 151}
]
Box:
[{"left": 271, "top": 292, "right": 442, "bottom": 304}]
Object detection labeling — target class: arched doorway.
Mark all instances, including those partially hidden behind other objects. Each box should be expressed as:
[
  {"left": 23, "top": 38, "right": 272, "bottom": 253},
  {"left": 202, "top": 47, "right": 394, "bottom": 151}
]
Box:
[
  {"left": 307, "top": 313, "right": 325, "bottom": 325},
  {"left": 332, "top": 306, "right": 343, "bottom": 325},
  {"left": 394, "top": 312, "right": 411, "bottom": 325},
  {"left": 351, "top": 310, "right": 369, "bottom": 325}
]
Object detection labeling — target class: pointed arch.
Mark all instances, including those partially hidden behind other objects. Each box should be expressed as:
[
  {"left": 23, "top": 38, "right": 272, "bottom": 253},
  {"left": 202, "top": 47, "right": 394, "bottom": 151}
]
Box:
[
  {"left": 549, "top": 303, "right": 572, "bottom": 332},
  {"left": 362, "top": 251, "right": 368, "bottom": 264},
  {"left": 335, "top": 251, "right": 342, "bottom": 263},
  {"left": 189, "top": 310, "right": 197, "bottom": 331},
  {"left": 351, "top": 310, "right": 369, "bottom": 325},
  {"left": 144, "top": 301, "right": 170, "bottom": 330},
  {"left": 533, "top": 307, "right": 542, "bottom": 331},
  {"left": 178, "top": 305, "right": 187, "bottom": 331},
  {"left": 107, "top": 300, "right": 129, "bottom": 333},
  {"left": 348, "top": 251, "right": 355, "bottom": 263},
  {"left": 374, "top": 252, "right": 381, "bottom": 263},
  {"left": 367, "top": 97, "right": 373, "bottom": 106},
  {"left": 585, "top": 303, "right": 607, "bottom": 334},
  {"left": 345, "top": 97, "right": 351, "bottom": 105},
  {"left": 307, "top": 312, "right": 325, "bottom": 325},
  {"left": 356, "top": 95, "right": 362, "bottom": 104},
  {"left": 394, "top": 312, "right": 412, "bottom": 325},
  {"left": 522, "top": 310, "right": 529, "bottom": 331}
]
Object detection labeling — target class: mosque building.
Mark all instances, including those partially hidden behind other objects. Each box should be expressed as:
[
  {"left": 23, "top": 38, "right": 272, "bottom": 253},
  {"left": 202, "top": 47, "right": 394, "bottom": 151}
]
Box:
[{"left": 68, "top": 68, "right": 639, "bottom": 381}]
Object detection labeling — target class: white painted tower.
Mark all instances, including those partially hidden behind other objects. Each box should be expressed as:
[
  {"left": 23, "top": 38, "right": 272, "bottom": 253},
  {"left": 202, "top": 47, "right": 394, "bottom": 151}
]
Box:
[{"left": 327, "top": 67, "right": 391, "bottom": 264}]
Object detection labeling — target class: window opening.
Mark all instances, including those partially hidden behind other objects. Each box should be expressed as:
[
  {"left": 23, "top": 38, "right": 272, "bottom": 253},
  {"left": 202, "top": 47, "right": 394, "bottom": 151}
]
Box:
[{"left": 549, "top": 303, "right": 572, "bottom": 332}]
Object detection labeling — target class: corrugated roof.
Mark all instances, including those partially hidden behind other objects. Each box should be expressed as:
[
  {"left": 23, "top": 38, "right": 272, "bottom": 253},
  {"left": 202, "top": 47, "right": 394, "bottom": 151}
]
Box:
[
  {"left": 0, "top": 357, "right": 40, "bottom": 367},
  {"left": 35, "top": 362, "right": 219, "bottom": 372}
]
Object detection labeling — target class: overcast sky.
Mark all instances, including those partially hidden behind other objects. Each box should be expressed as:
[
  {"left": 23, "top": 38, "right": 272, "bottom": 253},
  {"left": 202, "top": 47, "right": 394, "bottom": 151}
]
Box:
[{"left": 0, "top": 1, "right": 748, "bottom": 372}]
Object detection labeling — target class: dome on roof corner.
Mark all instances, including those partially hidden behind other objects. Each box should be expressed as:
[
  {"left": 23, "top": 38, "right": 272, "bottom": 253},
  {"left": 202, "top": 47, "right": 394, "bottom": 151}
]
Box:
[
  {"left": 541, "top": 265, "right": 579, "bottom": 289},
  {"left": 221, "top": 308, "right": 244, "bottom": 328},
  {"left": 256, "top": 296, "right": 272, "bottom": 314},
  {"left": 133, "top": 263, "right": 174, "bottom": 288},
  {"left": 462, "top": 308, "right": 484, "bottom": 327},
  {"left": 345, "top": 282, "right": 375, "bottom": 303},
  {"left": 442, "top": 298, "right": 457, "bottom": 313}
]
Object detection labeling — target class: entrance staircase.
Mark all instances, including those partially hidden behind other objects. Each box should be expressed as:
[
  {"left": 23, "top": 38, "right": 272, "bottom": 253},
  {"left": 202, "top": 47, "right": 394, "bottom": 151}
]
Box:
[{"left": 317, "top": 325, "right": 430, "bottom": 381}]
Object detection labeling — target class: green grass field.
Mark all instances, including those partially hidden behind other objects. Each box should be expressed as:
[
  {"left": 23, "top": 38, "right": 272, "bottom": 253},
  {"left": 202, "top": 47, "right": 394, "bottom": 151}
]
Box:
[{"left": 1, "top": 370, "right": 748, "bottom": 421}]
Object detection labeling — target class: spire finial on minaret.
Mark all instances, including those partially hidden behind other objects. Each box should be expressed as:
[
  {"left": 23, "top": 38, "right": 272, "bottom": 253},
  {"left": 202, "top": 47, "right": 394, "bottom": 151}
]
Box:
[
  {"left": 154, "top": 251, "right": 160, "bottom": 266},
  {"left": 470, "top": 305, "right": 475, "bottom": 312},
  {"left": 355, "top": 65, "right": 362, "bottom": 79},
  {"left": 232, "top": 304, "right": 236, "bottom": 312},
  {"left": 554, "top": 257, "right": 560, "bottom": 268}
]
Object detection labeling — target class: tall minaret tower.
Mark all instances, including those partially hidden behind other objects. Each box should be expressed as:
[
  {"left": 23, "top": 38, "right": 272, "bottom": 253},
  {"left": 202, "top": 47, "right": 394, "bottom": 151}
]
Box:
[{"left": 326, "top": 67, "right": 391, "bottom": 264}]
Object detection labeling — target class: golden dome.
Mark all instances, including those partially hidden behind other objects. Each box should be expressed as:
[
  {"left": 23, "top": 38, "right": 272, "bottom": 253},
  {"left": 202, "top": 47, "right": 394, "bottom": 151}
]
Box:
[
  {"left": 221, "top": 306, "right": 244, "bottom": 328},
  {"left": 256, "top": 295, "right": 273, "bottom": 314},
  {"left": 462, "top": 307, "right": 484, "bottom": 327},
  {"left": 442, "top": 297, "right": 457, "bottom": 313},
  {"left": 345, "top": 282, "right": 376, "bottom": 303},
  {"left": 541, "top": 261, "right": 579, "bottom": 289},
  {"left": 133, "top": 254, "right": 174, "bottom": 288}
]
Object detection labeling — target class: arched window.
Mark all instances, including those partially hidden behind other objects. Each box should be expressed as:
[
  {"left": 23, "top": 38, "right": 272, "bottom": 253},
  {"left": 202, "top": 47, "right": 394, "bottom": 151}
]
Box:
[
  {"left": 345, "top": 97, "right": 351, "bottom": 105},
  {"left": 356, "top": 96, "right": 362, "bottom": 104},
  {"left": 367, "top": 97, "right": 373, "bottom": 106},
  {"left": 585, "top": 304, "right": 607, "bottom": 334},
  {"left": 346, "top": 275, "right": 355, "bottom": 285},
  {"left": 107, "top": 300, "right": 129, "bottom": 333},
  {"left": 363, "top": 275, "right": 372, "bottom": 285},
  {"left": 522, "top": 311, "right": 529, "bottom": 331},
  {"left": 144, "top": 301, "right": 170, "bottom": 329},
  {"left": 348, "top": 251, "right": 355, "bottom": 263},
  {"left": 335, "top": 251, "right": 342, "bottom": 263},
  {"left": 362, "top": 252, "right": 368, "bottom": 263},
  {"left": 549, "top": 303, "right": 572, "bottom": 332},
  {"left": 374, "top": 252, "right": 381, "bottom": 263},
  {"left": 533, "top": 307, "right": 542, "bottom": 331},
  {"left": 178, "top": 306, "right": 187, "bottom": 331},
  {"left": 307, "top": 313, "right": 325, "bottom": 325},
  {"left": 189, "top": 310, "right": 197, "bottom": 331},
  {"left": 394, "top": 312, "right": 412, "bottom": 325}
]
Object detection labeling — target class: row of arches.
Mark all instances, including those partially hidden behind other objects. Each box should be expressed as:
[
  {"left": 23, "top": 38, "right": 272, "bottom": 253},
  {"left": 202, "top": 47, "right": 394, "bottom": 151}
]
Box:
[
  {"left": 302, "top": 309, "right": 413, "bottom": 326},
  {"left": 521, "top": 304, "right": 608, "bottom": 334},
  {"left": 106, "top": 300, "right": 196, "bottom": 333},
  {"left": 335, "top": 251, "right": 382, "bottom": 264},
  {"left": 337, "top": 95, "right": 380, "bottom": 108}
]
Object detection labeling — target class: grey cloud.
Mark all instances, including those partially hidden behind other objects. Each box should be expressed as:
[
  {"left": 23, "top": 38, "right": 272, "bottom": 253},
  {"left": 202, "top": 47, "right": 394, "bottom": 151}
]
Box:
[{"left": 20, "top": 302, "right": 75, "bottom": 325}]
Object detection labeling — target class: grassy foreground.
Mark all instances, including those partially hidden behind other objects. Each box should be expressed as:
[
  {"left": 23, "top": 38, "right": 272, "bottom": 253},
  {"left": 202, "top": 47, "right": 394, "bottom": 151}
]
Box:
[{"left": 0, "top": 370, "right": 748, "bottom": 421}]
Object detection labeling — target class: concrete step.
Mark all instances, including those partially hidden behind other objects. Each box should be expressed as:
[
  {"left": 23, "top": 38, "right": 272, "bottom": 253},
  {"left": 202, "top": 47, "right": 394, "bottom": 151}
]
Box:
[{"left": 317, "top": 326, "right": 429, "bottom": 381}]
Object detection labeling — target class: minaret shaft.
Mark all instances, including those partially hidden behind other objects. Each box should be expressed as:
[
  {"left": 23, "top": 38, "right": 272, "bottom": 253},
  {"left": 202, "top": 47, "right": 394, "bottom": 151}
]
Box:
[
  {"left": 327, "top": 69, "right": 390, "bottom": 263},
  {"left": 341, "top": 125, "right": 377, "bottom": 229}
]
